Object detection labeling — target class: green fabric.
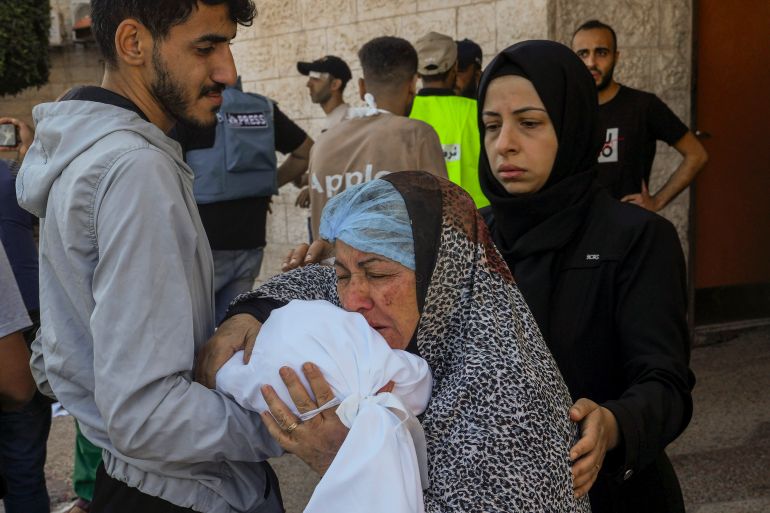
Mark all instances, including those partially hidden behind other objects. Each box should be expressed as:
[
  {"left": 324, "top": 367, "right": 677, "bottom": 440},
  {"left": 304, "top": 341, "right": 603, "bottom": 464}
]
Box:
[
  {"left": 73, "top": 421, "right": 102, "bottom": 502},
  {"left": 410, "top": 94, "right": 489, "bottom": 208}
]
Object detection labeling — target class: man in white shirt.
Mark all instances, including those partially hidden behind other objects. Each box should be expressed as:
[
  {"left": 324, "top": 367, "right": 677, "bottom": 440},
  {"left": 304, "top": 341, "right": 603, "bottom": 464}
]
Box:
[
  {"left": 295, "top": 56, "right": 354, "bottom": 214},
  {"left": 297, "top": 55, "right": 352, "bottom": 132}
]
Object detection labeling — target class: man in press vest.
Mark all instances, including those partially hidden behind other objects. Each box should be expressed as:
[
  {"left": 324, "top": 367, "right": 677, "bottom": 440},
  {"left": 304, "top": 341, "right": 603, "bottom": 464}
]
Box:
[{"left": 183, "top": 79, "right": 313, "bottom": 323}]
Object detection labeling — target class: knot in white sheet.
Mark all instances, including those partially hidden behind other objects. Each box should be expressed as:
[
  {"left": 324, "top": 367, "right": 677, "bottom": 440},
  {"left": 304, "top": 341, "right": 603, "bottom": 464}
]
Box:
[{"left": 336, "top": 391, "right": 407, "bottom": 428}]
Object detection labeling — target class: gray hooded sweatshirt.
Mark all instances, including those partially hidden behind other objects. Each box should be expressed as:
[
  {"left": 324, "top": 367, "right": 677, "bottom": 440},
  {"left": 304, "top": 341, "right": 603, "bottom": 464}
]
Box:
[{"left": 16, "top": 99, "right": 282, "bottom": 513}]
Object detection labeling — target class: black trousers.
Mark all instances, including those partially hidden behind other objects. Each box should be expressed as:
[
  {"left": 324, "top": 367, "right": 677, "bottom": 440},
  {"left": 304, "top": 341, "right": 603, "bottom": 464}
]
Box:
[{"left": 91, "top": 462, "right": 283, "bottom": 513}]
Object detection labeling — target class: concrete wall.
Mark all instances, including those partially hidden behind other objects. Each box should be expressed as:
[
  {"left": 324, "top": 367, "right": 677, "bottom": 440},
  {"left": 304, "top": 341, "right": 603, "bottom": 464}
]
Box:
[{"left": 240, "top": 0, "right": 694, "bottom": 282}]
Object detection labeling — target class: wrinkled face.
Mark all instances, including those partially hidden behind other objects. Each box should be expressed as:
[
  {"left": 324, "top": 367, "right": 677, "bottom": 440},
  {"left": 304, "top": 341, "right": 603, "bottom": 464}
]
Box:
[
  {"left": 306, "top": 73, "right": 334, "bottom": 104},
  {"left": 150, "top": 2, "right": 237, "bottom": 128},
  {"left": 482, "top": 75, "right": 558, "bottom": 195},
  {"left": 334, "top": 240, "right": 419, "bottom": 350},
  {"left": 572, "top": 28, "right": 617, "bottom": 91}
]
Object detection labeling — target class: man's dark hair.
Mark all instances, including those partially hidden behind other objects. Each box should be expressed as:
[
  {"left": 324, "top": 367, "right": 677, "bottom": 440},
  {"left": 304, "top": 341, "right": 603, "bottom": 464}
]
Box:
[
  {"left": 91, "top": 0, "right": 257, "bottom": 68},
  {"left": 572, "top": 19, "right": 618, "bottom": 52},
  {"left": 358, "top": 36, "right": 418, "bottom": 90}
]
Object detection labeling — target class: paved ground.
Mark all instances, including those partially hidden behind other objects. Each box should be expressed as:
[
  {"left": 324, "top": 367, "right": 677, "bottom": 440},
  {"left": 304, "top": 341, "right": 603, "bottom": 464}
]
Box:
[
  {"left": 667, "top": 325, "right": 770, "bottom": 512},
  {"left": 3, "top": 325, "right": 768, "bottom": 513}
]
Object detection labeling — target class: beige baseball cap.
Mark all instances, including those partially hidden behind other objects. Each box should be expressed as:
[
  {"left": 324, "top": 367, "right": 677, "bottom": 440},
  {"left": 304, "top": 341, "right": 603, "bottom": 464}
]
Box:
[{"left": 415, "top": 31, "right": 458, "bottom": 75}]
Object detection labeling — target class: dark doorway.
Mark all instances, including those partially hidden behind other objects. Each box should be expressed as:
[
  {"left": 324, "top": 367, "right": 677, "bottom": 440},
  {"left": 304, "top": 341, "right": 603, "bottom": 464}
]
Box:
[{"left": 692, "top": 0, "right": 770, "bottom": 325}]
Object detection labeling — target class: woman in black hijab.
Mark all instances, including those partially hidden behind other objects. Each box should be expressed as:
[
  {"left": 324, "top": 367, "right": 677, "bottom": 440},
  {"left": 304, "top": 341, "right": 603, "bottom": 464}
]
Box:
[{"left": 478, "top": 40, "right": 695, "bottom": 513}]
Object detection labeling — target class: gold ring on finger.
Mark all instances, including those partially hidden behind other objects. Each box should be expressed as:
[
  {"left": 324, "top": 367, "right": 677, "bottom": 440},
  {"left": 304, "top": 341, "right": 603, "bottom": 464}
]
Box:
[{"left": 285, "top": 421, "right": 300, "bottom": 433}]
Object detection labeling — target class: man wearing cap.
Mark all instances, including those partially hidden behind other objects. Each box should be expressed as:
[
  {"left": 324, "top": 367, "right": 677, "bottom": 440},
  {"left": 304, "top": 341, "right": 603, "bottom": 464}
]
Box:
[
  {"left": 297, "top": 56, "right": 352, "bottom": 132},
  {"left": 409, "top": 31, "right": 488, "bottom": 208},
  {"left": 306, "top": 36, "right": 447, "bottom": 240},
  {"left": 455, "top": 38, "right": 483, "bottom": 99},
  {"left": 294, "top": 56, "right": 352, "bottom": 216}
]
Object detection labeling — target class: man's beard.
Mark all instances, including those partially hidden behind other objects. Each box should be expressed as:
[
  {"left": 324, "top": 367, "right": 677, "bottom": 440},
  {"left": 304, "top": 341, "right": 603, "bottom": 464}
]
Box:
[
  {"left": 311, "top": 85, "right": 332, "bottom": 105},
  {"left": 595, "top": 62, "right": 616, "bottom": 92},
  {"left": 458, "top": 78, "right": 477, "bottom": 99},
  {"left": 151, "top": 49, "right": 221, "bottom": 129}
]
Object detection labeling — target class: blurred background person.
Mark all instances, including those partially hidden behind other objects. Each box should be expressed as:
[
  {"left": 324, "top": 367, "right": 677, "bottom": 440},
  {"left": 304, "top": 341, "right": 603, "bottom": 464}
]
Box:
[
  {"left": 297, "top": 55, "right": 352, "bottom": 132},
  {"left": 0, "top": 116, "right": 51, "bottom": 513},
  {"left": 454, "top": 38, "right": 483, "bottom": 99},
  {"left": 410, "top": 32, "right": 488, "bottom": 208}
]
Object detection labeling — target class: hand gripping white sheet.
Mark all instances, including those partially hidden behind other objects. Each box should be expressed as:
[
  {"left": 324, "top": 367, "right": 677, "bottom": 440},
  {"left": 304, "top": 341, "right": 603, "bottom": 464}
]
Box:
[{"left": 216, "top": 300, "right": 432, "bottom": 513}]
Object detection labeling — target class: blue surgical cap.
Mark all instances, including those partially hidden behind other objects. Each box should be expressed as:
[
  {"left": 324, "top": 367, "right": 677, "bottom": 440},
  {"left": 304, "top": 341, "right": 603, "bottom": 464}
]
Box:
[{"left": 319, "top": 179, "right": 415, "bottom": 271}]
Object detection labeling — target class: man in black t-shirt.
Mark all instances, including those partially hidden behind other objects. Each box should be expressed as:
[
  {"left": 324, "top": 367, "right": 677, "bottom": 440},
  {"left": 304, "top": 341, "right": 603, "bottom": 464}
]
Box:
[
  {"left": 179, "top": 104, "right": 312, "bottom": 323},
  {"left": 572, "top": 20, "right": 708, "bottom": 211}
]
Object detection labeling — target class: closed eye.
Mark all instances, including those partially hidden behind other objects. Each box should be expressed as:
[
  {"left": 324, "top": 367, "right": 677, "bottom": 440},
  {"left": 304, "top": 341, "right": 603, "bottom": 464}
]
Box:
[{"left": 367, "top": 273, "right": 394, "bottom": 280}]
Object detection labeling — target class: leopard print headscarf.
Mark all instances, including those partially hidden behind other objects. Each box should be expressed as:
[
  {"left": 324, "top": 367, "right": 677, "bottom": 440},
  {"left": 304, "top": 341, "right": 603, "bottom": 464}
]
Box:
[{"left": 231, "top": 172, "right": 589, "bottom": 512}]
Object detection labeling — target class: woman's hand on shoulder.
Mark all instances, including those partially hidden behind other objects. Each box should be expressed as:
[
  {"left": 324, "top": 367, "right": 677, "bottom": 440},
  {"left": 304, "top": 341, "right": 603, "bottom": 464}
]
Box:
[
  {"left": 194, "top": 314, "right": 262, "bottom": 388},
  {"left": 281, "top": 239, "right": 333, "bottom": 272},
  {"left": 568, "top": 398, "right": 620, "bottom": 498}
]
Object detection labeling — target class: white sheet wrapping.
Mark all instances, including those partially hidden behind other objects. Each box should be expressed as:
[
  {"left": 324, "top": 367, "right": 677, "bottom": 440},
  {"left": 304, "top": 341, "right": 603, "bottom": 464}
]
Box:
[{"left": 216, "top": 299, "right": 433, "bottom": 513}]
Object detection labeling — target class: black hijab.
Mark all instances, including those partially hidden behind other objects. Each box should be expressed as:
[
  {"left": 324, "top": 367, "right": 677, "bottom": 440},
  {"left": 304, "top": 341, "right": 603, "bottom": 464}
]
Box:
[{"left": 478, "top": 40, "right": 603, "bottom": 338}]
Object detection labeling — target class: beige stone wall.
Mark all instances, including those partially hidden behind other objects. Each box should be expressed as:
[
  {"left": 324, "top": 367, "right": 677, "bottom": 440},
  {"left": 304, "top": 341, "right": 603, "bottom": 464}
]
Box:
[{"left": 241, "top": 0, "right": 694, "bottom": 282}]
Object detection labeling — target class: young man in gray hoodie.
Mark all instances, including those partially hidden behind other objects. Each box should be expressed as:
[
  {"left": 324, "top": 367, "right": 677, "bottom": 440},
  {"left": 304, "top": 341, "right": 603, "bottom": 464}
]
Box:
[{"left": 15, "top": 1, "right": 285, "bottom": 512}]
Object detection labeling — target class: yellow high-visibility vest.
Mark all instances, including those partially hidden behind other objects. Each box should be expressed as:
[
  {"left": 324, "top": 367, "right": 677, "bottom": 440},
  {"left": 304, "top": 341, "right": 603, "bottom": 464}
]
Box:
[{"left": 410, "top": 93, "right": 489, "bottom": 208}]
